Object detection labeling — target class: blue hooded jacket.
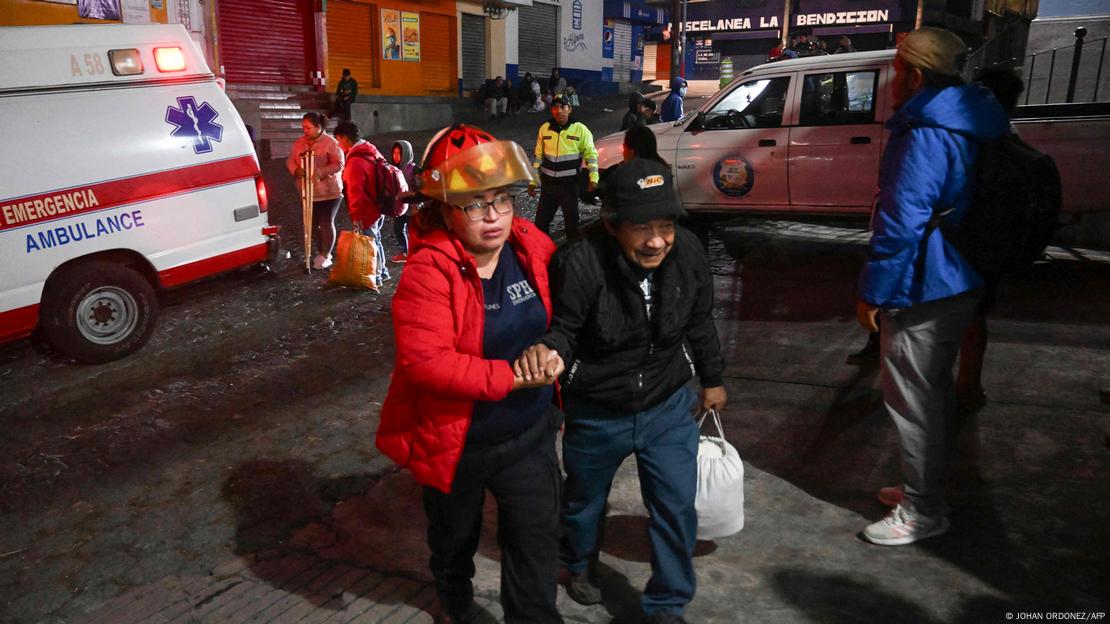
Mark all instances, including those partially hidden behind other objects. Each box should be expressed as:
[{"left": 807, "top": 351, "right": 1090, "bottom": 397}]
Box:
[
  {"left": 857, "top": 83, "right": 1010, "bottom": 308},
  {"left": 661, "top": 76, "right": 686, "bottom": 122}
]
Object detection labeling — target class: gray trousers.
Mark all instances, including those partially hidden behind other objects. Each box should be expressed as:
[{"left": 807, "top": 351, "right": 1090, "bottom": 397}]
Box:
[{"left": 880, "top": 289, "right": 981, "bottom": 518}]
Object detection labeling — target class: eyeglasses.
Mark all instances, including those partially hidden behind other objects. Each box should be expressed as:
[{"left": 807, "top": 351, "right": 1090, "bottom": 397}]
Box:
[{"left": 456, "top": 194, "right": 515, "bottom": 221}]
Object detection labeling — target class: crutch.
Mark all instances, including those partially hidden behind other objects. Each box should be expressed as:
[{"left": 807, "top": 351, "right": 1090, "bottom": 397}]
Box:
[{"left": 299, "top": 149, "right": 315, "bottom": 273}]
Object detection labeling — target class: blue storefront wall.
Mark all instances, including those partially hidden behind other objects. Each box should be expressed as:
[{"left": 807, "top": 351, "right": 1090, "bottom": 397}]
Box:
[
  {"left": 681, "top": 0, "right": 911, "bottom": 79},
  {"left": 603, "top": 0, "right": 668, "bottom": 86},
  {"left": 681, "top": 0, "right": 786, "bottom": 79}
]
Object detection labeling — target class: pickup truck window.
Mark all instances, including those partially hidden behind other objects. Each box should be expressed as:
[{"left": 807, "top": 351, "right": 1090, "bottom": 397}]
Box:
[
  {"left": 704, "top": 77, "right": 791, "bottom": 130},
  {"left": 799, "top": 70, "right": 878, "bottom": 126}
]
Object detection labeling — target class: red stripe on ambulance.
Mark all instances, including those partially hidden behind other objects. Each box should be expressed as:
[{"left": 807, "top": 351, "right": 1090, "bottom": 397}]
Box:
[
  {"left": 0, "top": 304, "right": 40, "bottom": 342},
  {"left": 157, "top": 242, "right": 269, "bottom": 288},
  {"left": 0, "top": 155, "right": 260, "bottom": 233}
]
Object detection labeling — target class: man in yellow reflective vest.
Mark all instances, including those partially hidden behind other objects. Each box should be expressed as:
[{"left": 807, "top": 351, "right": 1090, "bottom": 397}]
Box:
[{"left": 528, "top": 94, "right": 599, "bottom": 239}]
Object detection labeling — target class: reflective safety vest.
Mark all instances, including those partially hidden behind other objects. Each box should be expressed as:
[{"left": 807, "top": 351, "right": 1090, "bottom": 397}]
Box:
[{"left": 531, "top": 118, "right": 599, "bottom": 185}]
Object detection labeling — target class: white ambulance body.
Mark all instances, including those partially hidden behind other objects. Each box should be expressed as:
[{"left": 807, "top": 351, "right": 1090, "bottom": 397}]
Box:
[{"left": 0, "top": 24, "right": 278, "bottom": 363}]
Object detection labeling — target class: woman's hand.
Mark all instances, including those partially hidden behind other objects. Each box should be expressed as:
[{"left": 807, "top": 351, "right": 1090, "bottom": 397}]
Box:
[
  {"left": 294, "top": 167, "right": 305, "bottom": 179},
  {"left": 512, "top": 344, "right": 564, "bottom": 389}
]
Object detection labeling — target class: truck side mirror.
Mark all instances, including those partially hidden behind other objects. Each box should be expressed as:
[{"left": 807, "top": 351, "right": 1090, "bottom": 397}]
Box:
[{"left": 688, "top": 111, "right": 705, "bottom": 131}]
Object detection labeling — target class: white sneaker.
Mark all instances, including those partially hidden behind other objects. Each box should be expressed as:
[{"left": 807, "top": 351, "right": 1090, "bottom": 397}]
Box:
[
  {"left": 863, "top": 504, "right": 950, "bottom": 546},
  {"left": 311, "top": 254, "right": 332, "bottom": 270}
]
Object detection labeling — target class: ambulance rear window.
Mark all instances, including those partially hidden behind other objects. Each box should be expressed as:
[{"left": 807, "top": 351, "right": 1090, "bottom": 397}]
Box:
[{"left": 109, "top": 49, "right": 144, "bottom": 76}]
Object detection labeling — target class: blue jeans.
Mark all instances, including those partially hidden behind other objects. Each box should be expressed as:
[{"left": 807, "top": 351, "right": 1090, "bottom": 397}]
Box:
[
  {"left": 393, "top": 214, "right": 409, "bottom": 254},
  {"left": 358, "top": 215, "right": 390, "bottom": 286},
  {"left": 561, "top": 385, "right": 699, "bottom": 615}
]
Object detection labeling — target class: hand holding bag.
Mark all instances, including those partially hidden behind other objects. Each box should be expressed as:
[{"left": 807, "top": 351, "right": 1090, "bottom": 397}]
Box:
[{"left": 695, "top": 408, "right": 745, "bottom": 540}]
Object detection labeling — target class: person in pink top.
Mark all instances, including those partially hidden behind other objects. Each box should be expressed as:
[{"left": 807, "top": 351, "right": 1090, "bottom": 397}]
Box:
[{"left": 286, "top": 112, "right": 344, "bottom": 269}]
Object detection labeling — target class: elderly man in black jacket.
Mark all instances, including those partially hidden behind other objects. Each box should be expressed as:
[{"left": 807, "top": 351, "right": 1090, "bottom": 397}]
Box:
[{"left": 516, "top": 158, "right": 725, "bottom": 624}]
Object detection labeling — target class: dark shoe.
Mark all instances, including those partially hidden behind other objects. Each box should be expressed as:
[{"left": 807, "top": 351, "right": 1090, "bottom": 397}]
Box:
[
  {"left": 845, "top": 332, "right": 881, "bottom": 365},
  {"left": 646, "top": 613, "right": 689, "bottom": 624},
  {"left": 957, "top": 388, "right": 987, "bottom": 415},
  {"left": 433, "top": 608, "right": 472, "bottom": 624},
  {"left": 434, "top": 581, "right": 473, "bottom": 624},
  {"left": 565, "top": 571, "right": 602, "bottom": 605}
]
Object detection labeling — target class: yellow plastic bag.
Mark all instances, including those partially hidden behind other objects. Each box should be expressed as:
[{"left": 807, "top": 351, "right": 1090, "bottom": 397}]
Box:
[{"left": 328, "top": 230, "right": 379, "bottom": 291}]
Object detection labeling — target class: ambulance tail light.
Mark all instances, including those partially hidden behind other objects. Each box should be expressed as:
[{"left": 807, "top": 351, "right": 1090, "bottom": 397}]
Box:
[
  {"left": 255, "top": 175, "right": 269, "bottom": 213},
  {"left": 154, "top": 47, "right": 186, "bottom": 72}
]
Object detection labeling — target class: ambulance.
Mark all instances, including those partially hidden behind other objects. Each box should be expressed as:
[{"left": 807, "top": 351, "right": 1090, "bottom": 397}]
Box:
[{"left": 0, "top": 24, "right": 279, "bottom": 363}]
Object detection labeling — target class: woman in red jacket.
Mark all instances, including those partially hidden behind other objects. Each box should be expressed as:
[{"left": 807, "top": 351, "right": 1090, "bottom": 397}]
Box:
[{"left": 377, "top": 125, "right": 565, "bottom": 624}]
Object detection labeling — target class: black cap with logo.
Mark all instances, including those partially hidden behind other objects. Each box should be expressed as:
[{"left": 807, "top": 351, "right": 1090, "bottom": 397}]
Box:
[
  {"left": 603, "top": 158, "right": 686, "bottom": 224},
  {"left": 551, "top": 94, "right": 572, "bottom": 106}
]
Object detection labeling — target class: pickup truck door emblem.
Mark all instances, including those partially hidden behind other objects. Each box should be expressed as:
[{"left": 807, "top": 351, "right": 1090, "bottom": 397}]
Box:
[{"left": 713, "top": 156, "right": 755, "bottom": 197}]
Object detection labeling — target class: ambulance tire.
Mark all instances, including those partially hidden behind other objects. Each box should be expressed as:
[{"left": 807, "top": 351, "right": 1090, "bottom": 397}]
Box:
[{"left": 42, "top": 261, "right": 159, "bottom": 364}]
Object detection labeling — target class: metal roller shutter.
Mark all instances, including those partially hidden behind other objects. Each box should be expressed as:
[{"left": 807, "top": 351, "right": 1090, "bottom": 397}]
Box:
[
  {"left": 326, "top": 1, "right": 374, "bottom": 91},
  {"left": 218, "top": 0, "right": 313, "bottom": 84},
  {"left": 643, "top": 42, "right": 657, "bottom": 81},
  {"left": 613, "top": 19, "right": 632, "bottom": 83},
  {"left": 517, "top": 3, "right": 557, "bottom": 79},
  {"left": 461, "top": 13, "right": 486, "bottom": 91},
  {"left": 422, "top": 13, "right": 455, "bottom": 93}
]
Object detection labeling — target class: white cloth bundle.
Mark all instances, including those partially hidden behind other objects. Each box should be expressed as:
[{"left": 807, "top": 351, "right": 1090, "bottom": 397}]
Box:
[{"left": 695, "top": 409, "right": 745, "bottom": 540}]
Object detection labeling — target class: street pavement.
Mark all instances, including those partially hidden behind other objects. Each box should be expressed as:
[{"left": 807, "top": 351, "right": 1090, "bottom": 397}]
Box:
[{"left": 1, "top": 89, "right": 1108, "bottom": 624}]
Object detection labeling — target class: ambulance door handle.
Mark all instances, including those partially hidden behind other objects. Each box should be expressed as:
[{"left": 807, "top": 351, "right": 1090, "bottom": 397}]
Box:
[
  {"left": 850, "top": 136, "right": 872, "bottom": 144},
  {"left": 758, "top": 139, "right": 776, "bottom": 147}
]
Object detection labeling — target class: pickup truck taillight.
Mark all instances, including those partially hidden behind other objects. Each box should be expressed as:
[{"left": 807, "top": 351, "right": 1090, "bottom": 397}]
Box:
[{"left": 255, "top": 175, "right": 269, "bottom": 213}]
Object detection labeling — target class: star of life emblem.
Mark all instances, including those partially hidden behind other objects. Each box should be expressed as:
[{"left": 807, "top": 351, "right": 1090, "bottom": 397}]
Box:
[{"left": 165, "top": 96, "right": 224, "bottom": 154}]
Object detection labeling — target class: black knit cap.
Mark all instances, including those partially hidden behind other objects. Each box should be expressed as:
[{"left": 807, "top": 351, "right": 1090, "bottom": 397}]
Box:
[{"left": 603, "top": 158, "right": 686, "bottom": 224}]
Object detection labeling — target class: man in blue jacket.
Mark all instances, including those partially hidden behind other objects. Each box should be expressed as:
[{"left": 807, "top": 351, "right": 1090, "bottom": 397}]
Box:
[
  {"left": 660, "top": 76, "right": 687, "bottom": 122},
  {"left": 855, "top": 27, "right": 1009, "bottom": 546}
]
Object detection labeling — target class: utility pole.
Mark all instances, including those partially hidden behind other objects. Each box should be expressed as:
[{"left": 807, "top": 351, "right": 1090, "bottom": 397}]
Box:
[
  {"left": 671, "top": 0, "right": 683, "bottom": 78},
  {"left": 781, "top": 0, "right": 792, "bottom": 48}
]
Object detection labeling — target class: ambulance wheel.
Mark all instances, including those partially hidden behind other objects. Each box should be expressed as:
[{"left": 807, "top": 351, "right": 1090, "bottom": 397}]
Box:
[{"left": 41, "top": 261, "right": 159, "bottom": 364}]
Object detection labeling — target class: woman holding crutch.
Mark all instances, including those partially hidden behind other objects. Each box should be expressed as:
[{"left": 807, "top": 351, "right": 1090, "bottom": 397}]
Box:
[{"left": 286, "top": 112, "right": 344, "bottom": 270}]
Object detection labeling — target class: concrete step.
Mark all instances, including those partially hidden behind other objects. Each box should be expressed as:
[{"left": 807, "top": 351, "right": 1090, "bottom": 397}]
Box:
[
  {"left": 261, "top": 117, "right": 334, "bottom": 130},
  {"left": 227, "top": 82, "right": 316, "bottom": 94},
  {"left": 261, "top": 111, "right": 313, "bottom": 121},
  {"left": 260, "top": 137, "right": 298, "bottom": 160},
  {"left": 258, "top": 101, "right": 307, "bottom": 111}
]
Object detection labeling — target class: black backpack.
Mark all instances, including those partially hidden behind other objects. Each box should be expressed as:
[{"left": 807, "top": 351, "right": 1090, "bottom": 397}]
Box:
[{"left": 934, "top": 132, "right": 1062, "bottom": 278}]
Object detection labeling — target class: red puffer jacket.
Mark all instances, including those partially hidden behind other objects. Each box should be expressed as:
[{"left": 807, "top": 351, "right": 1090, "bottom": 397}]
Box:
[
  {"left": 376, "top": 216, "right": 556, "bottom": 493},
  {"left": 341, "top": 140, "right": 384, "bottom": 227}
]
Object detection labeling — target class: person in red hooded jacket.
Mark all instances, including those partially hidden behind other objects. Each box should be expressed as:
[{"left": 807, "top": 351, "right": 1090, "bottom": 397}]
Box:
[
  {"left": 376, "top": 124, "right": 565, "bottom": 624},
  {"left": 334, "top": 120, "right": 390, "bottom": 287}
]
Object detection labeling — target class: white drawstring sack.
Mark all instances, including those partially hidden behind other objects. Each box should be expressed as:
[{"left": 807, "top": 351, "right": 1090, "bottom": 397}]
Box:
[{"left": 695, "top": 409, "right": 745, "bottom": 540}]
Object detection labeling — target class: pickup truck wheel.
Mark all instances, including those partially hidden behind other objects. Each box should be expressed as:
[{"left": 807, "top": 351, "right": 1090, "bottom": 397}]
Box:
[{"left": 41, "top": 261, "right": 159, "bottom": 364}]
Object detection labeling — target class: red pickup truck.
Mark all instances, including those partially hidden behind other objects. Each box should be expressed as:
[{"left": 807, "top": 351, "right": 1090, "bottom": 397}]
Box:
[{"left": 594, "top": 50, "right": 1110, "bottom": 242}]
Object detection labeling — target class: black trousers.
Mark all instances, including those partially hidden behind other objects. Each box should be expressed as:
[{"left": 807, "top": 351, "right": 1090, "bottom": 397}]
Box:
[
  {"left": 422, "top": 407, "right": 564, "bottom": 624},
  {"left": 535, "top": 179, "right": 580, "bottom": 239}
]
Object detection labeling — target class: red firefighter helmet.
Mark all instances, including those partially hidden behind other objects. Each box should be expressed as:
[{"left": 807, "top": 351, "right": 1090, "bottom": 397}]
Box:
[{"left": 409, "top": 124, "right": 536, "bottom": 206}]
